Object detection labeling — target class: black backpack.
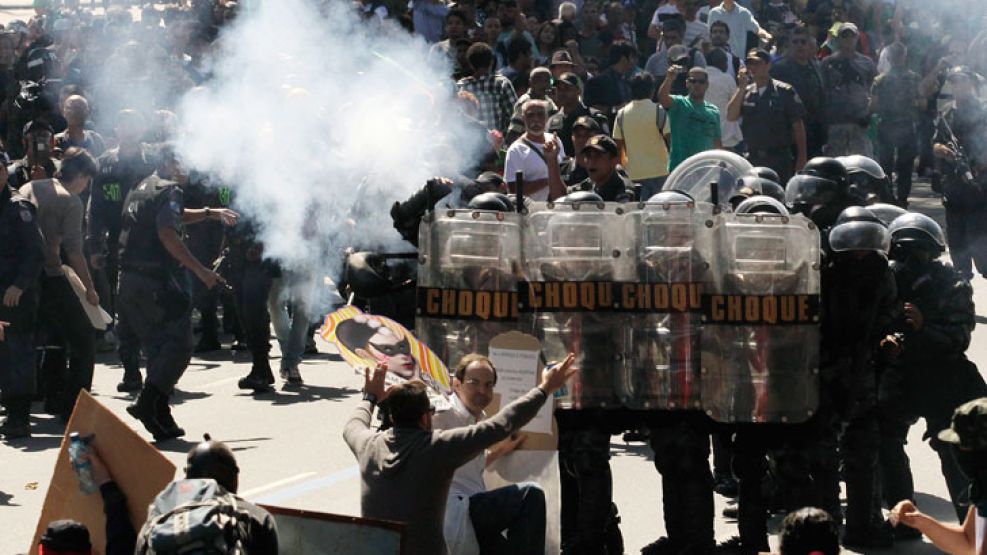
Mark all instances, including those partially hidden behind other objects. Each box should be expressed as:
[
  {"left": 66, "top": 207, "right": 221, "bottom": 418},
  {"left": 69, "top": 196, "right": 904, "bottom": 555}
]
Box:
[{"left": 138, "top": 479, "right": 248, "bottom": 555}]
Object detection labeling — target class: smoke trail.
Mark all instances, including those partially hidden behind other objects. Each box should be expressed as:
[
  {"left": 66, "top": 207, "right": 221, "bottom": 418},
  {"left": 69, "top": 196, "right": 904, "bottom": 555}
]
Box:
[{"left": 176, "top": 0, "right": 483, "bottom": 286}]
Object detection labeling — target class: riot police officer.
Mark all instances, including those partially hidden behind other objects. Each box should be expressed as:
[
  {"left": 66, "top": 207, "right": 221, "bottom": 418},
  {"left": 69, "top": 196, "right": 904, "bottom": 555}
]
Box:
[
  {"left": 567, "top": 135, "right": 637, "bottom": 201},
  {"left": 838, "top": 155, "right": 895, "bottom": 205},
  {"left": 184, "top": 173, "right": 233, "bottom": 353},
  {"left": 880, "top": 213, "right": 987, "bottom": 523},
  {"left": 0, "top": 180, "right": 45, "bottom": 439},
  {"left": 817, "top": 207, "right": 899, "bottom": 548},
  {"left": 117, "top": 147, "right": 238, "bottom": 441},
  {"left": 786, "top": 157, "right": 861, "bottom": 234},
  {"left": 726, "top": 49, "right": 808, "bottom": 185},
  {"left": 932, "top": 67, "right": 987, "bottom": 281}
]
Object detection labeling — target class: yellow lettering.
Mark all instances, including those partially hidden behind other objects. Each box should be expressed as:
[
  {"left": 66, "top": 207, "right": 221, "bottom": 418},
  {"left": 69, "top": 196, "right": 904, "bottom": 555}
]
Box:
[
  {"left": 563, "top": 283, "right": 579, "bottom": 309},
  {"left": 655, "top": 283, "right": 669, "bottom": 310},
  {"left": 426, "top": 289, "right": 440, "bottom": 315},
  {"left": 745, "top": 296, "right": 760, "bottom": 322},
  {"left": 727, "top": 295, "right": 743, "bottom": 321},
  {"left": 457, "top": 291, "right": 473, "bottom": 317},
  {"left": 671, "top": 284, "right": 688, "bottom": 312},
  {"left": 711, "top": 295, "right": 725, "bottom": 321},
  {"left": 780, "top": 296, "right": 796, "bottom": 321},
  {"left": 799, "top": 295, "right": 810, "bottom": 322},
  {"left": 579, "top": 282, "right": 596, "bottom": 310},
  {"left": 546, "top": 283, "right": 560, "bottom": 308},
  {"left": 475, "top": 292, "right": 491, "bottom": 320},
  {"left": 622, "top": 283, "right": 635, "bottom": 310},
  {"left": 442, "top": 289, "right": 456, "bottom": 316},
  {"left": 762, "top": 295, "right": 778, "bottom": 324}
]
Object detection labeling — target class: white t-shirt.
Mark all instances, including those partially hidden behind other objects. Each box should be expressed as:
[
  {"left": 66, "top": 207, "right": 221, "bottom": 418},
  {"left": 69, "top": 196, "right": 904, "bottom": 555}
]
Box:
[
  {"left": 650, "top": 2, "right": 682, "bottom": 27},
  {"left": 706, "top": 66, "right": 743, "bottom": 148},
  {"left": 504, "top": 133, "right": 566, "bottom": 202},
  {"left": 708, "top": 3, "right": 761, "bottom": 62}
]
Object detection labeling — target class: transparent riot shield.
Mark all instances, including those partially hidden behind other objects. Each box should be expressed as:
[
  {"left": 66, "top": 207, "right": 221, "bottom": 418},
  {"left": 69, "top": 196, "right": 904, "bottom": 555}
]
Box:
[
  {"left": 522, "top": 201, "right": 634, "bottom": 409},
  {"left": 663, "top": 150, "right": 753, "bottom": 209},
  {"left": 700, "top": 212, "right": 821, "bottom": 423},
  {"left": 617, "top": 200, "right": 714, "bottom": 410},
  {"left": 416, "top": 209, "right": 522, "bottom": 367}
]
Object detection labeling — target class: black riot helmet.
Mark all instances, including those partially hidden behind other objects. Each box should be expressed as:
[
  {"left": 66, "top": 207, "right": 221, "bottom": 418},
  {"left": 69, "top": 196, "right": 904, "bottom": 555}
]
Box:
[
  {"left": 839, "top": 155, "right": 889, "bottom": 202},
  {"left": 186, "top": 434, "right": 240, "bottom": 493},
  {"left": 867, "top": 203, "right": 907, "bottom": 228},
  {"left": 799, "top": 157, "right": 849, "bottom": 192},
  {"left": 647, "top": 190, "right": 694, "bottom": 204},
  {"left": 731, "top": 176, "right": 783, "bottom": 207},
  {"left": 828, "top": 220, "right": 890, "bottom": 253},
  {"left": 560, "top": 191, "right": 605, "bottom": 205},
  {"left": 785, "top": 174, "right": 839, "bottom": 208},
  {"left": 467, "top": 192, "right": 511, "bottom": 212},
  {"left": 835, "top": 206, "right": 882, "bottom": 226},
  {"left": 735, "top": 195, "right": 789, "bottom": 216},
  {"left": 749, "top": 166, "right": 781, "bottom": 184},
  {"left": 888, "top": 213, "right": 946, "bottom": 255}
]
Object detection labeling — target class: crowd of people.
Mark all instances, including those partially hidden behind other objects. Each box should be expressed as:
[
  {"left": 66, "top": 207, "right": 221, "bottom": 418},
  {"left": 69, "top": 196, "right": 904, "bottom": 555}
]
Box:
[{"left": 1, "top": 0, "right": 987, "bottom": 554}]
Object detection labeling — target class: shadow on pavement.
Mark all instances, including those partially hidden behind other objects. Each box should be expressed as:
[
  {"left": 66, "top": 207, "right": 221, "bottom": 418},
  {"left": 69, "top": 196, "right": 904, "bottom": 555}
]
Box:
[
  {"left": 171, "top": 389, "right": 212, "bottom": 405},
  {"left": 0, "top": 490, "right": 18, "bottom": 506},
  {"left": 913, "top": 491, "right": 961, "bottom": 523},
  {"left": 153, "top": 437, "right": 199, "bottom": 453},
  {"left": 268, "top": 385, "right": 359, "bottom": 405}
]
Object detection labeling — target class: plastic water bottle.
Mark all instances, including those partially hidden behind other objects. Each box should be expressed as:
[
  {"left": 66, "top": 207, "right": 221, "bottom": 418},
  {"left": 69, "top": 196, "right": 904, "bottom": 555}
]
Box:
[{"left": 68, "top": 433, "right": 97, "bottom": 495}]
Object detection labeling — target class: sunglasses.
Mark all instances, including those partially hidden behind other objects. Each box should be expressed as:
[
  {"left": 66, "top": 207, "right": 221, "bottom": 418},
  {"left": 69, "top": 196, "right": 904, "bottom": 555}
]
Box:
[{"left": 686, "top": 78, "right": 708, "bottom": 84}]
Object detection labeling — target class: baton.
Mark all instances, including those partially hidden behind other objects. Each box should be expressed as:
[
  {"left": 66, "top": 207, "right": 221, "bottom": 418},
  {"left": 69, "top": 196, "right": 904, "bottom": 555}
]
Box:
[{"left": 515, "top": 171, "right": 524, "bottom": 213}]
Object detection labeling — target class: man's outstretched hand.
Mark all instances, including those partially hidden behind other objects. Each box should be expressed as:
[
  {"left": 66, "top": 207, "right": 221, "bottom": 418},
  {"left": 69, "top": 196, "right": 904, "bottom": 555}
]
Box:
[{"left": 539, "top": 353, "right": 577, "bottom": 394}]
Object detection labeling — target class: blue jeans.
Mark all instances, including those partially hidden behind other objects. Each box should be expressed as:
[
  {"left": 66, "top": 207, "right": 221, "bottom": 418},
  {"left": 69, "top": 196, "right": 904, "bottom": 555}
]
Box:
[
  {"left": 469, "top": 482, "right": 546, "bottom": 554},
  {"left": 268, "top": 274, "right": 311, "bottom": 371}
]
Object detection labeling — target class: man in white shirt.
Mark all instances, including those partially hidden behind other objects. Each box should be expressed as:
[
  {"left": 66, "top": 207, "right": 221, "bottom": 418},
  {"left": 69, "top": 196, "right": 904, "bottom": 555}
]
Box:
[
  {"left": 504, "top": 99, "right": 567, "bottom": 201},
  {"left": 704, "top": 48, "right": 743, "bottom": 151},
  {"left": 434, "top": 354, "right": 548, "bottom": 553},
  {"left": 707, "top": 0, "right": 771, "bottom": 62}
]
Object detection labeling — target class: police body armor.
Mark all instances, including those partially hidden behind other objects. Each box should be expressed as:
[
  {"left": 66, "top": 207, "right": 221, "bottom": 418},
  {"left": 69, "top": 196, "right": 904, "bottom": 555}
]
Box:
[
  {"left": 700, "top": 210, "right": 821, "bottom": 423},
  {"left": 618, "top": 198, "right": 713, "bottom": 410},
  {"left": 416, "top": 208, "right": 522, "bottom": 365},
  {"left": 119, "top": 175, "right": 182, "bottom": 277},
  {"left": 522, "top": 201, "right": 634, "bottom": 409}
]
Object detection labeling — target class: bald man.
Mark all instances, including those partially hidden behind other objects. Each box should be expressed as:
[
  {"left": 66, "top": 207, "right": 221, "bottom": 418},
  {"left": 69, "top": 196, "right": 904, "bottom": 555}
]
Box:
[{"left": 54, "top": 95, "right": 106, "bottom": 158}]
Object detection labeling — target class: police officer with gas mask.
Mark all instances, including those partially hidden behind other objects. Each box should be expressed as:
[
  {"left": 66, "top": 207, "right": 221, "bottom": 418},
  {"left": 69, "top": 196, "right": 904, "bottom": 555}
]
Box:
[
  {"left": 117, "top": 146, "right": 239, "bottom": 441},
  {"left": 880, "top": 213, "right": 987, "bottom": 523},
  {"left": 816, "top": 207, "right": 900, "bottom": 548}
]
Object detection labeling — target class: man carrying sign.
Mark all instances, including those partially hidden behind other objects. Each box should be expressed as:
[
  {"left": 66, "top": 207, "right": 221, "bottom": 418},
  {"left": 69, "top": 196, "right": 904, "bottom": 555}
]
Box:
[{"left": 344, "top": 354, "right": 575, "bottom": 555}]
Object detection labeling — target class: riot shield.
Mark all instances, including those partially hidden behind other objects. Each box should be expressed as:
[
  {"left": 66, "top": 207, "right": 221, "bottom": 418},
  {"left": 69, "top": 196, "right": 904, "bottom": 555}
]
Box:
[
  {"left": 617, "top": 199, "right": 714, "bottom": 410},
  {"left": 416, "top": 209, "right": 522, "bottom": 367},
  {"left": 522, "top": 201, "right": 634, "bottom": 409},
  {"left": 663, "top": 150, "right": 753, "bottom": 209},
  {"left": 700, "top": 212, "right": 821, "bottom": 423}
]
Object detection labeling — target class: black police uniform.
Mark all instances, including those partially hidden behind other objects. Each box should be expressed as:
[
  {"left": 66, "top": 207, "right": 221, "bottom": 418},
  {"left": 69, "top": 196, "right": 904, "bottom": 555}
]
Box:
[
  {"left": 548, "top": 105, "right": 611, "bottom": 156},
  {"left": 0, "top": 184, "right": 45, "bottom": 437},
  {"left": 568, "top": 170, "right": 637, "bottom": 202},
  {"left": 560, "top": 157, "right": 589, "bottom": 187},
  {"left": 815, "top": 253, "right": 897, "bottom": 542},
  {"left": 183, "top": 175, "right": 234, "bottom": 351},
  {"left": 583, "top": 67, "right": 632, "bottom": 123},
  {"left": 880, "top": 258, "right": 987, "bottom": 521},
  {"left": 934, "top": 99, "right": 987, "bottom": 280},
  {"left": 87, "top": 145, "right": 157, "bottom": 318},
  {"left": 738, "top": 79, "right": 806, "bottom": 185},
  {"left": 872, "top": 68, "right": 921, "bottom": 203},
  {"left": 7, "top": 157, "right": 57, "bottom": 189},
  {"left": 116, "top": 174, "right": 194, "bottom": 440}
]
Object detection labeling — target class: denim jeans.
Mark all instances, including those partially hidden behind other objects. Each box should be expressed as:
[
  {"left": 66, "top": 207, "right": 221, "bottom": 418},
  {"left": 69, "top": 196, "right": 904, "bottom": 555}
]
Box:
[
  {"left": 268, "top": 273, "right": 312, "bottom": 371},
  {"left": 469, "top": 482, "right": 546, "bottom": 554}
]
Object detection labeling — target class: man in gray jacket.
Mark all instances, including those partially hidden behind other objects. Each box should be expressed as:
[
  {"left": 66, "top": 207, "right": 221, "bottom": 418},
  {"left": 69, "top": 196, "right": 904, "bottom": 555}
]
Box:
[{"left": 344, "top": 355, "right": 576, "bottom": 555}]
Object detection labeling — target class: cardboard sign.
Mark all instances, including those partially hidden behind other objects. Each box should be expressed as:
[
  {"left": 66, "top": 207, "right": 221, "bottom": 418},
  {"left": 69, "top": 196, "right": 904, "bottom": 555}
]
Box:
[
  {"left": 30, "top": 391, "right": 176, "bottom": 555},
  {"left": 62, "top": 265, "right": 112, "bottom": 331},
  {"left": 259, "top": 505, "right": 404, "bottom": 555},
  {"left": 486, "top": 331, "right": 557, "bottom": 451}
]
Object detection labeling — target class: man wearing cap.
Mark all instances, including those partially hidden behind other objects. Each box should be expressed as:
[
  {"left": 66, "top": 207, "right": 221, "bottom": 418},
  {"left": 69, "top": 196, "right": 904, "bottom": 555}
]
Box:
[
  {"left": 727, "top": 48, "right": 807, "bottom": 184},
  {"left": 614, "top": 71, "right": 671, "bottom": 199},
  {"left": 891, "top": 398, "right": 987, "bottom": 555},
  {"left": 561, "top": 115, "right": 599, "bottom": 185},
  {"left": 548, "top": 71, "right": 610, "bottom": 156},
  {"left": 931, "top": 67, "right": 987, "bottom": 281},
  {"left": 819, "top": 22, "right": 877, "bottom": 157},
  {"left": 707, "top": 0, "right": 771, "bottom": 63},
  {"left": 569, "top": 134, "right": 637, "bottom": 201},
  {"left": 659, "top": 65, "right": 722, "bottom": 171},
  {"left": 504, "top": 99, "right": 567, "bottom": 202}
]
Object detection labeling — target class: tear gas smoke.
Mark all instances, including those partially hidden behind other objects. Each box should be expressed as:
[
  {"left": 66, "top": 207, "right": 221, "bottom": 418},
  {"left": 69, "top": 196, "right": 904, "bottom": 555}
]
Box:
[{"left": 176, "top": 0, "right": 484, "bottom": 303}]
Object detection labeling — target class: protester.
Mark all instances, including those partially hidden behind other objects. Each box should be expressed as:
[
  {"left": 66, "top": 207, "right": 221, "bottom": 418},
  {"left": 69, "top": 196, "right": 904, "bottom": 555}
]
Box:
[
  {"left": 547, "top": 71, "right": 610, "bottom": 156},
  {"left": 819, "top": 22, "right": 877, "bottom": 157},
  {"left": 433, "top": 354, "right": 547, "bottom": 553},
  {"left": 456, "top": 42, "right": 519, "bottom": 134},
  {"left": 659, "top": 65, "right": 722, "bottom": 171},
  {"left": 504, "top": 98, "right": 567, "bottom": 201},
  {"left": 613, "top": 71, "right": 669, "bottom": 199},
  {"left": 344, "top": 356, "right": 576, "bottom": 555}
]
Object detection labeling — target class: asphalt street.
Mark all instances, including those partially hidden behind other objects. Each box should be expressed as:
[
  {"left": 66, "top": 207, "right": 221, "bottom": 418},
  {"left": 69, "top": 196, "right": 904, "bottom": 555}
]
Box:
[{"left": 0, "top": 181, "right": 982, "bottom": 555}]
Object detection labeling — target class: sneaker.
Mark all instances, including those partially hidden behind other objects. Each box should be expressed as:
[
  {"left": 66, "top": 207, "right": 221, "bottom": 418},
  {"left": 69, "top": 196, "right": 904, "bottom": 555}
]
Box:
[{"left": 722, "top": 503, "right": 739, "bottom": 519}]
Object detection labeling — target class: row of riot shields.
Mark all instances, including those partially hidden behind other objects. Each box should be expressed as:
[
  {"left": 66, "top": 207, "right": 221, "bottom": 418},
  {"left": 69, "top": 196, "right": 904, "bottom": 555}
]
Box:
[{"left": 416, "top": 200, "right": 821, "bottom": 423}]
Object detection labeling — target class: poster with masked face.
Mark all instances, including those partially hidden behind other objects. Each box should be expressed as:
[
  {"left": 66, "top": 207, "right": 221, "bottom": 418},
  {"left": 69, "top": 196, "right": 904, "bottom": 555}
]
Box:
[{"left": 320, "top": 306, "right": 452, "bottom": 398}]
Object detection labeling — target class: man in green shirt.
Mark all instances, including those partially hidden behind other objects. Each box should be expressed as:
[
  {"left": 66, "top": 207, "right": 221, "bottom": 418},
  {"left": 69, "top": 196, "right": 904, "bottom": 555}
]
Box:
[{"left": 659, "top": 65, "right": 723, "bottom": 171}]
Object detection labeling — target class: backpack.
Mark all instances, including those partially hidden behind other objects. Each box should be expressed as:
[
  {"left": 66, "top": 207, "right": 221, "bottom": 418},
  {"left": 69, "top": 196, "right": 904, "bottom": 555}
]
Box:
[{"left": 138, "top": 479, "right": 248, "bottom": 555}]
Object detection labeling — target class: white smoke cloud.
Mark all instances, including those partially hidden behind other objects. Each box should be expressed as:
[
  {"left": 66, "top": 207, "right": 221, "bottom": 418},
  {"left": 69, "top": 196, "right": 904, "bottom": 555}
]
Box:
[{"left": 176, "top": 0, "right": 482, "bottom": 283}]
